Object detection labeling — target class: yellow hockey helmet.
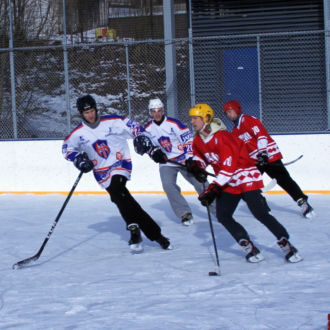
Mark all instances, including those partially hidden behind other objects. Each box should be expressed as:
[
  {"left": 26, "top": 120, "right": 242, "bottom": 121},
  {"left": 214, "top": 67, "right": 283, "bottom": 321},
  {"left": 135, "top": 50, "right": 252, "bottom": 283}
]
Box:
[{"left": 189, "top": 104, "right": 214, "bottom": 123}]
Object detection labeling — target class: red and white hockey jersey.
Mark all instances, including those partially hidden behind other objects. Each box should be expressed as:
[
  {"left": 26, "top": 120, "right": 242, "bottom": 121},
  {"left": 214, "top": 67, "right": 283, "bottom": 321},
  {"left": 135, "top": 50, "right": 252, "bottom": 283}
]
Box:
[
  {"left": 232, "top": 114, "right": 282, "bottom": 163},
  {"left": 62, "top": 115, "right": 145, "bottom": 189},
  {"left": 144, "top": 116, "right": 193, "bottom": 166},
  {"left": 193, "top": 129, "right": 264, "bottom": 194}
]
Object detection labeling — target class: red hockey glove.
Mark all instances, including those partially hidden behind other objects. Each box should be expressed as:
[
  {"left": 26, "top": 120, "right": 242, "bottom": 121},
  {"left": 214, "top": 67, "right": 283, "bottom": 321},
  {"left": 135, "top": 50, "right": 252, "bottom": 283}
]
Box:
[
  {"left": 185, "top": 158, "right": 208, "bottom": 183},
  {"left": 198, "top": 183, "right": 222, "bottom": 206}
]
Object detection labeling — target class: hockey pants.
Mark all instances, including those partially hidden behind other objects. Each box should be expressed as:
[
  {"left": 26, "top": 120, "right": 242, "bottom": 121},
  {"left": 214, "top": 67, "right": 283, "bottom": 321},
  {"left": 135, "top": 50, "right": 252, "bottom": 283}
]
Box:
[
  {"left": 106, "top": 175, "right": 161, "bottom": 241},
  {"left": 259, "top": 160, "right": 307, "bottom": 202},
  {"left": 216, "top": 190, "right": 289, "bottom": 243}
]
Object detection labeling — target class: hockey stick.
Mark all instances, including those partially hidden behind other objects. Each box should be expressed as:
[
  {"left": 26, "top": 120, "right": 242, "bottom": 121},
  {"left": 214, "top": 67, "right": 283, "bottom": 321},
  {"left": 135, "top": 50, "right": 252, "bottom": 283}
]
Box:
[
  {"left": 166, "top": 159, "right": 216, "bottom": 178},
  {"left": 202, "top": 183, "right": 221, "bottom": 276},
  {"left": 283, "top": 154, "right": 303, "bottom": 166},
  {"left": 167, "top": 158, "right": 275, "bottom": 192},
  {"left": 12, "top": 171, "right": 84, "bottom": 270}
]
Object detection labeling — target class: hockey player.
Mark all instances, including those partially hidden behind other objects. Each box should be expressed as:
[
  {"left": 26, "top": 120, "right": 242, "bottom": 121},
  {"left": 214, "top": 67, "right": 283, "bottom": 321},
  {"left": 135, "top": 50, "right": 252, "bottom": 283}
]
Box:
[
  {"left": 140, "top": 98, "right": 218, "bottom": 226},
  {"left": 188, "top": 103, "right": 302, "bottom": 263},
  {"left": 223, "top": 100, "right": 314, "bottom": 219},
  {"left": 62, "top": 94, "right": 172, "bottom": 252}
]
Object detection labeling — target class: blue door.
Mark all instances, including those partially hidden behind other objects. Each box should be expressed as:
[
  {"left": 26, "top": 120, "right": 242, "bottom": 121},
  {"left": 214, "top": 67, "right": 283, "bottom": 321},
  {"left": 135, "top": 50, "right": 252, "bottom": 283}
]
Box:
[{"left": 224, "top": 48, "right": 260, "bottom": 118}]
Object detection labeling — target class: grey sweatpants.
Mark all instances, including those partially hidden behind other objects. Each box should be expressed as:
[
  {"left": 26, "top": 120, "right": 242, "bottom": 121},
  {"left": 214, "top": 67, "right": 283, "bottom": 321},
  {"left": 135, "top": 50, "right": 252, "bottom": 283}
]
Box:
[{"left": 159, "top": 165, "right": 216, "bottom": 220}]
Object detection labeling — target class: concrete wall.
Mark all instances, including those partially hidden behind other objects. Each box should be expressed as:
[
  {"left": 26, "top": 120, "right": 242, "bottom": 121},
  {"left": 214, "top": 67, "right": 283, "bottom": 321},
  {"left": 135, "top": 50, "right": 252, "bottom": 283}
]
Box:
[{"left": 0, "top": 134, "right": 329, "bottom": 193}]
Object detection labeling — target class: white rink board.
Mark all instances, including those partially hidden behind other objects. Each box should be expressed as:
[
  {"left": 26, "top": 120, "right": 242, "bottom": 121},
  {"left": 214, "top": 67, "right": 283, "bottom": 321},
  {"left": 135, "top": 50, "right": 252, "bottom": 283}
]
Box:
[{"left": 0, "top": 134, "right": 329, "bottom": 192}]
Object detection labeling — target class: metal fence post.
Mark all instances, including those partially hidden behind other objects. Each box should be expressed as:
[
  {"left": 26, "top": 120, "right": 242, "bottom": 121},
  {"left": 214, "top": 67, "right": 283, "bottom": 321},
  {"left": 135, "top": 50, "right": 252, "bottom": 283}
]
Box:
[
  {"left": 257, "top": 35, "right": 263, "bottom": 121},
  {"left": 125, "top": 42, "right": 132, "bottom": 118},
  {"left": 62, "top": 0, "right": 71, "bottom": 133},
  {"left": 323, "top": 0, "right": 330, "bottom": 130},
  {"left": 188, "top": 0, "right": 195, "bottom": 107},
  {"left": 9, "top": 0, "right": 17, "bottom": 139}
]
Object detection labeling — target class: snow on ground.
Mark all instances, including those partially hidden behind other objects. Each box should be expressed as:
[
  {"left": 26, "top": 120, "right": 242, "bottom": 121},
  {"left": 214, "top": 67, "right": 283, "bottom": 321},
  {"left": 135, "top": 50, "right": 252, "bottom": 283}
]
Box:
[{"left": 0, "top": 193, "right": 329, "bottom": 329}]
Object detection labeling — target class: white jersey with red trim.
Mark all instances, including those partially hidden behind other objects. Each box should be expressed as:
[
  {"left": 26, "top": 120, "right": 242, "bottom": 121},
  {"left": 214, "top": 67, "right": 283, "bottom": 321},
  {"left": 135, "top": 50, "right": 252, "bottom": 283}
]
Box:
[
  {"left": 232, "top": 114, "right": 282, "bottom": 163},
  {"left": 144, "top": 116, "right": 193, "bottom": 166},
  {"left": 62, "top": 115, "right": 145, "bottom": 189},
  {"left": 193, "top": 130, "right": 264, "bottom": 194}
]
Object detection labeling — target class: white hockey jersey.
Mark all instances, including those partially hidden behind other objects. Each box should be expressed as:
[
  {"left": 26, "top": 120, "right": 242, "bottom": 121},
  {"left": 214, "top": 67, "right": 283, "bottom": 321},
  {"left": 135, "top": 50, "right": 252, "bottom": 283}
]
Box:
[
  {"left": 62, "top": 115, "right": 145, "bottom": 189},
  {"left": 144, "top": 116, "right": 193, "bottom": 167}
]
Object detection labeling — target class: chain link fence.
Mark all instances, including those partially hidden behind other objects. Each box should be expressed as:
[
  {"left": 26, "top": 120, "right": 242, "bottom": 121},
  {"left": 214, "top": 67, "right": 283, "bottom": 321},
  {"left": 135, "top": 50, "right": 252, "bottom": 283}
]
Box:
[{"left": 0, "top": 30, "right": 329, "bottom": 140}]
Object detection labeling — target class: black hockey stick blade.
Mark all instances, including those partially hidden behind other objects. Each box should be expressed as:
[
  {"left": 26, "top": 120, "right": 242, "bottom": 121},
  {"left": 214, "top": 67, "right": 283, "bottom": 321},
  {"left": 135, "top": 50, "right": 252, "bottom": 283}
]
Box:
[
  {"left": 208, "top": 266, "right": 221, "bottom": 276},
  {"left": 12, "top": 254, "right": 40, "bottom": 269},
  {"left": 12, "top": 171, "right": 84, "bottom": 270}
]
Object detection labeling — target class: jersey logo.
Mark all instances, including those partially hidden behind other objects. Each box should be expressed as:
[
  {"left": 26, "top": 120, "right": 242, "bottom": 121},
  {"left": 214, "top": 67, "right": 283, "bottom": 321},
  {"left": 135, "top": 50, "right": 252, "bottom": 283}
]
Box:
[
  {"left": 78, "top": 136, "right": 90, "bottom": 145},
  {"left": 180, "top": 131, "right": 193, "bottom": 143},
  {"left": 158, "top": 136, "right": 172, "bottom": 153},
  {"left": 205, "top": 152, "right": 219, "bottom": 164},
  {"left": 238, "top": 132, "right": 252, "bottom": 142},
  {"left": 93, "top": 140, "right": 110, "bottom": 159}
]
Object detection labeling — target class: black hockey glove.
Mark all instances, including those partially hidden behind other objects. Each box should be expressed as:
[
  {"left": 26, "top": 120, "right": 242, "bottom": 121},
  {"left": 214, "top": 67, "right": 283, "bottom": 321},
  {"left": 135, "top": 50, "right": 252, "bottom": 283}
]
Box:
[
  {"left": 185, "top": 158, "right": 208, "bottom": 183},
  {"left": 257, "top": 151, "right": 269, "bottom": 169},
  {"left": 149, "top": 147, "right": 167, "bottom": 164},
  {"left": 198, "top": 183, "right": 222, "bottom": 206},
  {"left": 133, "top": 135, "right": 153, "bottom": 155},
  {"left": 74, "top": 152, "right": 94, "bottom": 173}
]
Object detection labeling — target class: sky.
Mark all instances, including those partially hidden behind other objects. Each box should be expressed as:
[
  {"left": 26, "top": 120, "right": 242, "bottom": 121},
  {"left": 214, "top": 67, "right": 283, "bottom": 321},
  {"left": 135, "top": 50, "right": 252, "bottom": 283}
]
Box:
[{"left": 1, "top": 193, "right": 329, "bottom": 329}]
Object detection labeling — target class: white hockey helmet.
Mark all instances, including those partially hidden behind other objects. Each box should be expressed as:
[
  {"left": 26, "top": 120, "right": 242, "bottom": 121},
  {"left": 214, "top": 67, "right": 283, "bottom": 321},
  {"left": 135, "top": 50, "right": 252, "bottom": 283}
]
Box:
[{"left": 148, "top": 98, "right": 164, "bottom": 114}]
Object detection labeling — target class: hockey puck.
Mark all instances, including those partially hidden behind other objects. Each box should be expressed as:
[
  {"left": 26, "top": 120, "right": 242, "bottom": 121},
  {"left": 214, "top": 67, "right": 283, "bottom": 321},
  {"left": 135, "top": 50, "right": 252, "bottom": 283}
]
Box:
[{"left": 208, "top": 271, "right": 219, "bottom": 276}]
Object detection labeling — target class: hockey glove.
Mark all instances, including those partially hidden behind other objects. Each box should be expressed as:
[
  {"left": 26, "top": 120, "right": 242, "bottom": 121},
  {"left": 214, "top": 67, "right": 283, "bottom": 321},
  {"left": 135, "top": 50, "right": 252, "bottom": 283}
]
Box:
[
  {"left": 133, "top": 135, "right": 153, "bottom": 155},
  {"left": 257, "top": 151, "right": 269, "bottom": 169},
  {"left": 198, "top": 183, "right": 222, "bottom": 206},
  {"left": 185, "top": 158, "right": 208, "bottom": 183},
  {"left": 149, "top": 147, "right": 167, "bottom": 164},
  {"left": 74, "top": 152, "right": 94, "bottom": 173}
]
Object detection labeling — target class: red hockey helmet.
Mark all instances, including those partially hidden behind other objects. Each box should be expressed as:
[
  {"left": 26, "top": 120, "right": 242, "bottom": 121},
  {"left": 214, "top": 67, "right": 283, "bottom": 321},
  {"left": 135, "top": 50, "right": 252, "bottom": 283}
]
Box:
[{"left": 223, "top": 100, "right": 242, "bottom": 115}]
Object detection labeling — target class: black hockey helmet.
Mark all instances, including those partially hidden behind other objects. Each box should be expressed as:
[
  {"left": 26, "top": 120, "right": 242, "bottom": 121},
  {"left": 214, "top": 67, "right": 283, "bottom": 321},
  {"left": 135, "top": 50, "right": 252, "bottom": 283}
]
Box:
[{"left": 76, "top": 94, "right": 97, "bottom": 114}]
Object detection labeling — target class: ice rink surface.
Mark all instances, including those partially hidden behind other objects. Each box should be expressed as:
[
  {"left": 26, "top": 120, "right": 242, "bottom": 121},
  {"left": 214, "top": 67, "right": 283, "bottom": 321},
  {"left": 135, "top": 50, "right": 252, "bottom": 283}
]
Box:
[{"left": 1, "top": 193, "right": 329, "bottom": 329}]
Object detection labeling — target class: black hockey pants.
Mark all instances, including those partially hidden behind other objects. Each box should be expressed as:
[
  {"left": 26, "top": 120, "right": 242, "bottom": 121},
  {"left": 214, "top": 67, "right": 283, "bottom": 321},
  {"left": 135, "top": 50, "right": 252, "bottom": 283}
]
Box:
[
  {"left": 106, "top": 175, "right": 161, "bottom": 241},
  {"left": 259, "top": 160, "right": 307, "bottom": 202},
  {"left": 216, "top": 190, "right": 289, "bottom": 243}
]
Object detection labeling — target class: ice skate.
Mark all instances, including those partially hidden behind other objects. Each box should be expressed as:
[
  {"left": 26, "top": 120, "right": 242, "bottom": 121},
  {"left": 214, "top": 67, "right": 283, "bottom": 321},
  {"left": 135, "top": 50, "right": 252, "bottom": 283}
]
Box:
[
  {"left": 155, "top": 235, "right": 173, "bottom": 250},
  {"left": 239, "top": 239, "right": 264, "bottom": 263},
  {"left": 128, "top": 223, "right": 143, "bottom": 252},
  {"left": 181, "top": 212, "right": 194, "bottom": 226},
  {"left": 277, "top": 237, "right": 303, "bottom": 263},
  {"left": 297, "top": 198, "right": 315, "bottom": 219}
]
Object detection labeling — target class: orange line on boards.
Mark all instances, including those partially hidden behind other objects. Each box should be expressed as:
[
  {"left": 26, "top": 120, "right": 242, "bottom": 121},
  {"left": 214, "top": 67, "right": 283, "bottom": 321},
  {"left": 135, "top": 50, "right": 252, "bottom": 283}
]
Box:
[{"left": 0, "top": 190, "right": 329, "bottom": 195}]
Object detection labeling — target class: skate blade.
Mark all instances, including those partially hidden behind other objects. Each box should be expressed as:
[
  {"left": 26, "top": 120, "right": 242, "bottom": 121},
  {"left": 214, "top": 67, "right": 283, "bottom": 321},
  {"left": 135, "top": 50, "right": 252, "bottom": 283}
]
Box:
[
  {"left": 130, "top": 243, "right": 144, "bottom": 253},
  {"left": 287, "top": 253, "right": 303, "bottom": 263},
  {"left": 304, "top": 210, "right": 316, "bottom": 219},
  {"left": 247, "top": 253, "right": 265, "bottom": 263},
  {"left": 182, "top": 219, "right": 194, "bottom": 226}
]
